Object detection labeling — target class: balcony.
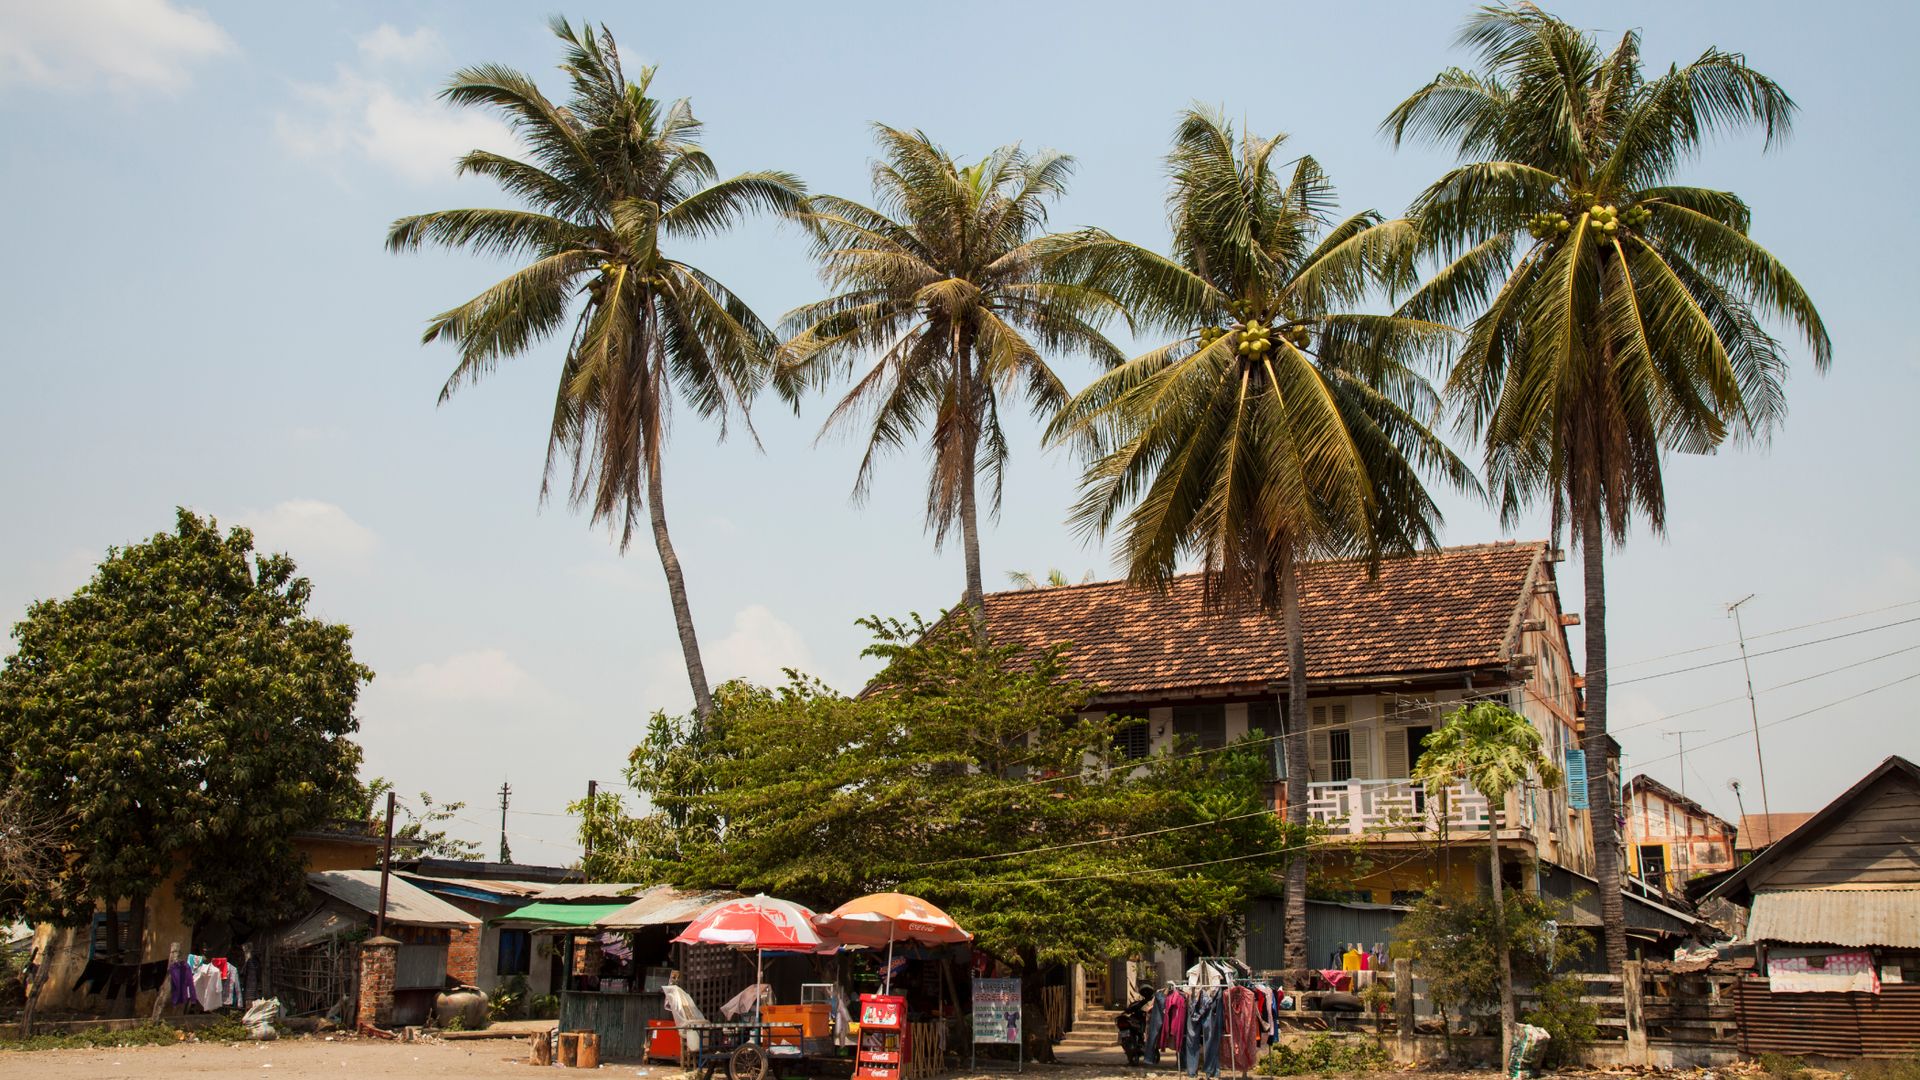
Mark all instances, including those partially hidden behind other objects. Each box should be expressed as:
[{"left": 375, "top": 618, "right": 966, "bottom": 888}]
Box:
[{"left": 1306, "top": 778, "right": 1510, "bottom": 836}]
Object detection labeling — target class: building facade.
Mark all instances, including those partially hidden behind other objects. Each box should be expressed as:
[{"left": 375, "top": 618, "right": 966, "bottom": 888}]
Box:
[
  {"left": 980, "top": 541, "right": 1597, "bottom": 987},
  {"left": 1623, "top": 774, "right": 1738, "bottom": 896}
]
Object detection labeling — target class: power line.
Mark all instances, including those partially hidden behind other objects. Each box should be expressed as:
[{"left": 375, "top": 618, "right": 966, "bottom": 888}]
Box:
[
  {"left": 1606, "top": 597, "right": 1920, "bottom": 671},
  {"left": 1612, "top": 616, "right": 1920, "bottom": 686},
  {"left": 919, "top": 808, "right": 1280, "bottom": 867},
  {"left": 1610, "top": 640, "right": 1920, "bottom": 737},
  {"left": 1622, "top": 667, "right": 1920, "bottom": 773}
]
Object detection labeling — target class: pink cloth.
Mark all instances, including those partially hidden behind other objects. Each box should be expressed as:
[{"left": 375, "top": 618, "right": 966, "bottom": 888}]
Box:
[
  {"left": 1317, "top": 969, "right": 1351, "bottom": 992},
  {"left": 1161, "top": 989, "right": 1187, "bottom": 1052},
  {"left": 1226, "top": 986, "right": 1261, "bottom": 1071}
]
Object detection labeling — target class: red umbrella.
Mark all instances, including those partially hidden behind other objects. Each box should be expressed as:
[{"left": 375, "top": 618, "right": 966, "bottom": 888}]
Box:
[
  {"left": 673, "top": 894, "right": 828, "bottom": 951},
  {"left": 673, "top": 895, "right": 830, "bottom": 1026}
]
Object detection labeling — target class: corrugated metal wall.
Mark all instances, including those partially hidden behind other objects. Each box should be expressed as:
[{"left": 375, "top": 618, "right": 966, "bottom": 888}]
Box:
[
  {"left": 1736, "top": 979, "right": 1920, "bottom": 1058},
  {"left": 1244, "top": 900, "right": 1406, "bottom": 972}
]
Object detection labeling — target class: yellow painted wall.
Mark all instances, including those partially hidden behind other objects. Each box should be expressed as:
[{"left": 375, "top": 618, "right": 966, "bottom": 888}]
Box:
[
  {"left": 1316, "top": 845, "right": 1506, "bottom": 905},
  {"left": 29, "top": 834, "right": 380, "bottom": 1014}
]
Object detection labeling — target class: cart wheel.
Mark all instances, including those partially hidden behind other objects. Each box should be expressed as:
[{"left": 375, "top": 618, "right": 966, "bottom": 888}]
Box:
[{"left": 729, "top": 1043, "right": 769, "bottom": 1080}]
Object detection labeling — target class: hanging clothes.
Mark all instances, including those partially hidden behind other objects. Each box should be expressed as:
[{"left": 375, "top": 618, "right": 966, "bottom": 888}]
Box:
[
  {"left": 1143, "top": 989, "right": 1166, "bottom": 1066},
  {"left": 192, "top": 960, "right": 225, "bottom": 1011},
  {"left": 1226, "top": 986, "right": 1261, "bottom": 1071},
  {"left": 169, "top": 959, "right": 194, "bottom": 1006},
  {"left": 1161, "top": 987, "right": 1188, "bottom": 1054}
]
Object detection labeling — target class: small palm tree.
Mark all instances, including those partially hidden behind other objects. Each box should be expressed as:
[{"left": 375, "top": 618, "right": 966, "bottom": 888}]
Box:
[
  {"left": 1384, "top": 4, "right": 1828, "bottom": 971},
  {"left": 1005, "top": 568, "right": 1095, "bottom": 590},
  {"left": 1049, "top": 107, "right": 1477, "bottom": 970},
  {"left": 778, "top": 127, "right": 1124, "bottom": 624},
  {"left": 1414, "top": 701, "right": 1563, "bottom": 1071},
  {"left": 387, "top": 19, "right": 808, "bottom": 723}
]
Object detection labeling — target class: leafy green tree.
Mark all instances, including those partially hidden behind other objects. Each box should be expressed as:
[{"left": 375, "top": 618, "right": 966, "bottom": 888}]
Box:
[
  {"left": 1384, "top": 5, "right": 1829, "bottom": 971},
  {"left": 0, "top": 510, "right": 368, "bottom": 966},
  {"left": 1048, "top": 107, "right": 1474, "bottom": 970},
  {"left": 387, "top": 18, "right": 809, "bottom": 724},
  {"left": 1394, "top": 883, "right": 1591, "bottom": 1063},
  {"left": 1413, "top": 702, "right": 1563, "bottom": 1068},
  {"left": 778, "top": 129, "right": 1124, "bottom": 624},
  {"left": 586, "top": 614, "right": 1301, "bottom": 1061},
  {"left": 1005, "top": 568, "right": 1095, "bottom": 589}
]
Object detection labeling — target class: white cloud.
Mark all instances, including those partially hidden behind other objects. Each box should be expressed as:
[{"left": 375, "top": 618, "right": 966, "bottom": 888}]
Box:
[
  {"left": 237, "top": 499, "right": 379, "bottom": 562},
  {"left": 385, "top": 648, "right": 544, "bottom": 703},
  {"left": 0, "top": 0, "right": 234, "bottom": 93},
  {"left": 274, "top": 26, "right": 511, "bottom": 186},
  {"left": 356, "top": 25, "right": 441, "bottom": 65},
  {"left": 275, "top": 67, "right": 514, "bottom": 186}
]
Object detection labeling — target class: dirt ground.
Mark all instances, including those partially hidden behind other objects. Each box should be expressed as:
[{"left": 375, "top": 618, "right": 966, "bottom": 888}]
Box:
[{"left": 0, "top": 1041, "right": 1463, "bottom": 1080}]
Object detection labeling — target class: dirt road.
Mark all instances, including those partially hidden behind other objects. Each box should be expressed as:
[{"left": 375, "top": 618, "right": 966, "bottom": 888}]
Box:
[{"left": 0, "top": 1037, "right": 552, "bottom": 1079}]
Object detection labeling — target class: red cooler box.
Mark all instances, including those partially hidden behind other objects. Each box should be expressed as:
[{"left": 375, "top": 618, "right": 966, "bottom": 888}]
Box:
[{"left": 854, "top": 993, "right": 908, "bottom": 1080}]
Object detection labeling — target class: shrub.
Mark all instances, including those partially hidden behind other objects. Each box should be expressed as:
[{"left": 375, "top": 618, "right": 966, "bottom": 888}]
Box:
[
  {"left": 0, "top": 1017, "right": 250, "bottom": 1053},
  {"left": 1523, "top": 974, "right": 1597, "bottom": 1066},
  {"left": 1254, "top": 1033, "right": 1392, "bottom": 1076},
  {"left": 528, "top": 993, "right": 561, "bottom": 1020},
  {"left": 1758, "top": 1053, "right": 1809, "bottom": 1080}
]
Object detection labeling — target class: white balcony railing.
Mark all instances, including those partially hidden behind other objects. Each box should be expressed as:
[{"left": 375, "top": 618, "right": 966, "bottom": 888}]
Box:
[{"left": 1306, "top": 778, "right": 1510, "bottom": 836}]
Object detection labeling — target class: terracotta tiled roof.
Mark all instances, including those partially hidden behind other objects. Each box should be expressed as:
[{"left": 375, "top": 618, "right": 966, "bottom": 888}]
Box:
[{"left": 981, "top": 541, "right": 1548, "bottom": 699}]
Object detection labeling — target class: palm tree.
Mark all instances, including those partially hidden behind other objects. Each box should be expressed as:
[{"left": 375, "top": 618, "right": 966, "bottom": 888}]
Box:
[
  {"left": 1384, "top": 4, "right": 1829, "bottom": 971},
  {"left": 1006, "top": 568, "right": 1095, "bottom": 589},
  {"left": 1413, "top": 701, "right": 1563, "bottom": 1071},
  {"left": 386, "top": 18, "right": 808, "bottom": 724},
  {"left": 777, "top": 127, "right": 1124, "bottom": 624},
  {"left": 1048, "top": 107, "right": 1476, "bottom": 970}
]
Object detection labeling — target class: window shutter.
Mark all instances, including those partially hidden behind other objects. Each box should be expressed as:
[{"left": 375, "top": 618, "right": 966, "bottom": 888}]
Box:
[
  {"left": 1350, "top": 726, "right": 1372, "bottom": 780},
  {"left": 1310, "top": 730, "right": 1330, "bottom": 779},
  {"left": 1565, "top": 749, "right": 1589, "bottom": 810},
  {"left": 1382, "top": 728, "right": 1409, "bottom": 779}
]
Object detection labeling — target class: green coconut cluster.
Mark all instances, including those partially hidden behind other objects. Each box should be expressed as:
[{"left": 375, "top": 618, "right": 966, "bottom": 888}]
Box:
[
  {"left": 1237, "top": 320, "right": 1273, "bottom": 356},
  {"left": 1527, "top": 212, "right": 1571, "bottom": 239}
]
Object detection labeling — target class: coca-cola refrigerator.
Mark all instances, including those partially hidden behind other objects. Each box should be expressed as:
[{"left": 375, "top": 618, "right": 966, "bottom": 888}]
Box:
[{"left": 854, "top": 993, "right": 908, "bottom": 1080}]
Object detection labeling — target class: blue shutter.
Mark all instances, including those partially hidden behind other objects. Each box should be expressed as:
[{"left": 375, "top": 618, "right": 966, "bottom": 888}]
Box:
[{"left": 1565, "top": 749, "right": 1589, "bottom": 810}]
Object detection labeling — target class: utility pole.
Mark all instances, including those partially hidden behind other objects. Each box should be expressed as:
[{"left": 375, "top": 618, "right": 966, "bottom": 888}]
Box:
[
  {"left": 376, "top": 790, "right": 396, "bottom": 938},
  {"left": 1726, "top": 595, "right": 1776, "bottom": 844},
  {"left": 1728, "top": 779, "right": 1749, "bottom": 854},
  {"left": 1662, "top": 729, "right": 1707, "bottom": 798},
  {"left": 585, "top": 779, "right": 598, "bottom": 860},
  {"left": 497, "top": 781, "right": 513, "bottom": 865}
]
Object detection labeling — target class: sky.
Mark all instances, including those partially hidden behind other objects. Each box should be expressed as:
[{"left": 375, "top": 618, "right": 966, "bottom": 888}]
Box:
[{"left": 2, "top": 0, "right": 1917, "bottom": 864}]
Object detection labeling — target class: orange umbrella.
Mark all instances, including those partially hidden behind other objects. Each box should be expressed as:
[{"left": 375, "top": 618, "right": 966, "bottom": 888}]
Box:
[{"left": 825, "top": 893, "right": 971, "bottom": 994}]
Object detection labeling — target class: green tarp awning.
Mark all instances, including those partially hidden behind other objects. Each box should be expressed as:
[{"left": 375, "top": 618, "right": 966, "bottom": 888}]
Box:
[{"left": 493, "top": 902, "right": 632, "bottom": 928}]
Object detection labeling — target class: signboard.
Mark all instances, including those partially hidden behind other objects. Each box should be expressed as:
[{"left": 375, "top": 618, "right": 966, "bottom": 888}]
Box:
[{"left": 972, "top": 978, "right": 1022, "bottom": 1045}]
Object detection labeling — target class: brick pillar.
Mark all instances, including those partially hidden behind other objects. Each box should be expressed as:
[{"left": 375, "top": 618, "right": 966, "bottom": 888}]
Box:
[
  {"left": 357, "top": 937, "right": 400, "bottom": 1030},
  {"left": 447, "top": 927, "right": 480, "bottom": 988}
]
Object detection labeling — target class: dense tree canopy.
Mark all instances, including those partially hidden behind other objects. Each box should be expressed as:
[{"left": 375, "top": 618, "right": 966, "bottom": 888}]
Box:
[
  {"left": 578, "top": 614, "right": 1304, "bottom": 1057},
  {"left": 0, "top": 510, "right": 369, "bottom": 936}
]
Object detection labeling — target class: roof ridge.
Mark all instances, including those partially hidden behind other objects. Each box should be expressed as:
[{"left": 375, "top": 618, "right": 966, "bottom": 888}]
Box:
[{"left": 982, "top": 540, "right": 1551, "bottom": 601}]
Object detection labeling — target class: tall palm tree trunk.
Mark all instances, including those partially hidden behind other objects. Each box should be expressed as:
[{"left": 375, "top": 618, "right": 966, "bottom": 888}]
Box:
[
  {"left": 1581, "top": 496, "right": 1626, "bottom": 973},
  {"left": 1281, "top": 545, "right": 1311, "bottom": 971},
  {"left": 1489, "top": 808, "right": 1515, "bottom": 1070},
  {"left": 647, "top": 448, "right": 714, "bottom": 724},
  {"left": 953, "top": 325, "right": 987, "bottom": 629}
]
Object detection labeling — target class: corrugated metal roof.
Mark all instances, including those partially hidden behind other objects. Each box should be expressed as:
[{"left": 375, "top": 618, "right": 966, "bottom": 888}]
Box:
[
  {"left": 307, "top": 870, "right": 480, "bottom": 929},
  {"left": 400, "top": 875, "right": 551, "bottom": 899},
  {"left": 598, "top": 886, "right": 741, "bottom": 929},
  {"left": 528, "top": 882, "right": 649, "bottom": 902},
  {"left": 1748, "top": 889, "right": 1920, "bottom": 948}
]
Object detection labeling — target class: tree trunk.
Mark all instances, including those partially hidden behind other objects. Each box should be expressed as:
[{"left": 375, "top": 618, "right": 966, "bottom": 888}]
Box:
[
  {"left": 1489, "top": 810, "right": 1515, "bottom": 1072},
  {"left": 1582, "top": 497, "right": 1626, "bottom": 973},
  {"left": 1017, "top": 946, "right": 1054, "bottom": 1064},
  {"left": 954, "top": 324, "right": 987, "bottom": 633},
  {"left": 123, "top": 893, "right": 148, "bottom": 1019},
  {"left": 1281, "top": 546, "right": 1311, "bottom": 972},
  {"left": 647, "top": 449, "right": 714, "bottom": 725}
]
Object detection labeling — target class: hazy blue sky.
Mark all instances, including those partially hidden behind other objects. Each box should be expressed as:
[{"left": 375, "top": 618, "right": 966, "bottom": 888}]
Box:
[{"left": 3, "top": 1, "right": 1916, "bottom": 862}]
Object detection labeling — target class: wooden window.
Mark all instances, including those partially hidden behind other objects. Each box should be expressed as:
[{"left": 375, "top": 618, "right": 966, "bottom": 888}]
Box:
[
  {"left": 1172, "top": 704, "right": 1226, "bottom": 750},
  {"left": 1328, "top": 729, "right": 1353, "bottom": 782},
  {"left": 1247, "top": 700, "right": 1284, "bottom": 780},
  {"left": 1112, "top": 719, "right": 1150, "bottom": 761}
]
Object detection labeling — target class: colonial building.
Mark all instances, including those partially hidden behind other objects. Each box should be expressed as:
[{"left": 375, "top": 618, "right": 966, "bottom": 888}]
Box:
[
  {"left": 1623, "top": 774, "right": 1739, "bottom": 896},
  {"left": 980, "top": 540, "right": 1599, "bottom": 983}
]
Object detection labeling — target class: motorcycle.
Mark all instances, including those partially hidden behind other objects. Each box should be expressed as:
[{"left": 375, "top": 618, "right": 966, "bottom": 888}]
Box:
[{"left": 1115, "top": 981, "right": 1156, "bottom": 1066}]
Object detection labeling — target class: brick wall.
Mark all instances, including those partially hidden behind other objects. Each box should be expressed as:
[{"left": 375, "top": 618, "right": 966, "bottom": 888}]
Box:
[
  {"left": 356, "top": 937, "right": 399, "bottom": 1030},
  {"left": 447, "top": 926, "right": 479, "bottom": 988}
]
